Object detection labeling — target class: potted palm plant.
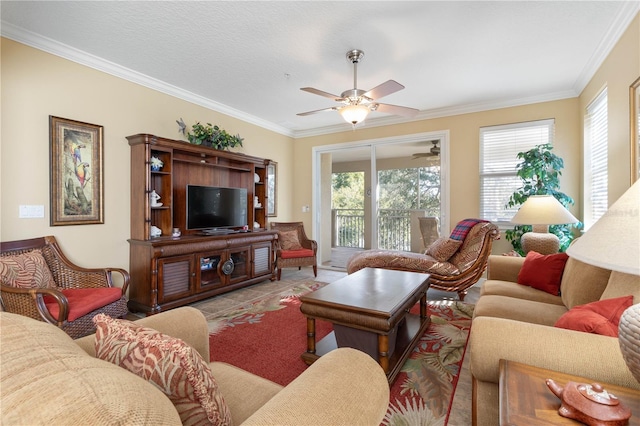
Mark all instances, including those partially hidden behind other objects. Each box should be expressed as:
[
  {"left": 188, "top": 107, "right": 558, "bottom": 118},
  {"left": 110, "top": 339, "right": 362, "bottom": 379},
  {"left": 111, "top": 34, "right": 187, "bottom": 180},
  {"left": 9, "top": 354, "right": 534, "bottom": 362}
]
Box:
[{"left": 505, "top": 143, "right": 581, "bottom": 255}]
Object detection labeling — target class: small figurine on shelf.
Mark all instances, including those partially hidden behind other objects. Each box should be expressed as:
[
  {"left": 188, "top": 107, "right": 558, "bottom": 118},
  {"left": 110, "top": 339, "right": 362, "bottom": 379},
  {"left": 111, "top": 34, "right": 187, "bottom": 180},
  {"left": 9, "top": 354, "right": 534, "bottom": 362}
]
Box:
[
  {"left": 150, "top": 190, "right": 162, "bottom": 207},
  {"left": 150, "top": 156, "right": 164, "bottom": 171},
  {"left": 150, "top": 225, "right": 162, "bottom": 237}
]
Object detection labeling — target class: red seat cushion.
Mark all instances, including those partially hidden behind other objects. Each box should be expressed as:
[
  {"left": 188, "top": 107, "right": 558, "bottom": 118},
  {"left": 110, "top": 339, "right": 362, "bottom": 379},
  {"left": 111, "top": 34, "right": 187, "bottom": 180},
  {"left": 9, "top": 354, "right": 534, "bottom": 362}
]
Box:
[
  {"left": 44, "top": 288, "right": 123, "bottom": 321},
  {"left": 280, "top": 248, "right": 314, "bottom": 259}
]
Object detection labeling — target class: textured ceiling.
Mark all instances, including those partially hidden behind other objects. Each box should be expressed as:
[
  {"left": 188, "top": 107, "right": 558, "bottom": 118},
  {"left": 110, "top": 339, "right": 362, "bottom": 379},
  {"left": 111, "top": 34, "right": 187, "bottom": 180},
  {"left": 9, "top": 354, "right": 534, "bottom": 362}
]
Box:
[{"left": 1, "top": 1, "right": 637, "bottom": 137}]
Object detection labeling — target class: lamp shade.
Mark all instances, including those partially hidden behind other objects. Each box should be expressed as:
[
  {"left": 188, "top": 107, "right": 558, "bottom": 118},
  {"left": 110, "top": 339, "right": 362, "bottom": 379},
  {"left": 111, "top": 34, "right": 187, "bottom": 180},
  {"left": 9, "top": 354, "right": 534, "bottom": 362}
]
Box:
[
  {"left": 511, "top": 195, "right": 579, "bottom": 226},
  {"left": 340, "top": 104, "right": 370, "bottom": 125},
  {"left": 566, "top": 180, "right": 640, "bottom": 275}
]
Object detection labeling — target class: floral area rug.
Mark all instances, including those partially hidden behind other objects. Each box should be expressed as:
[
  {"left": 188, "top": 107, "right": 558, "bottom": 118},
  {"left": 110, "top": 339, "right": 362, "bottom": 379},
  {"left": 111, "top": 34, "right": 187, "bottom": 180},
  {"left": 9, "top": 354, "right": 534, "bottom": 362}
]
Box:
[{"left": 206, "top": 281, "right": 474, "bottom": 426}]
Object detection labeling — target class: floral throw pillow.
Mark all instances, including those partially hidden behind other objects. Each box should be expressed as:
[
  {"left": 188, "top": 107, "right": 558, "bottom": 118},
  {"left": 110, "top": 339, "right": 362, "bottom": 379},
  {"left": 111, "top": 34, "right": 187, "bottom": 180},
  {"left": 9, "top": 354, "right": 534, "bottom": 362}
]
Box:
[
  {"left": 93, "top": 314, "right": 232, "bottom": 426},
  {"left": 0, "top": 249, "right": 56, "bottom": 289},
  {"left": 279, "top": 230, "right": 303, "bottom": 250},
  {"left": 426, "top": 237, "right": 463, "bottom": 262}
]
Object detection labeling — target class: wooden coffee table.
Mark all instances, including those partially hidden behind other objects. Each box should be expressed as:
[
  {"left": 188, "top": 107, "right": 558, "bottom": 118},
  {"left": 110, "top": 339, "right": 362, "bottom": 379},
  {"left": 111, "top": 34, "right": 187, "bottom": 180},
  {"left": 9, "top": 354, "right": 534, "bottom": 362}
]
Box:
[
  {"left": 300, "top": 268, "right": 430, "bottom": 383},
  {"left": 500, "top": 359, "right": 640, "bottom": 425}
]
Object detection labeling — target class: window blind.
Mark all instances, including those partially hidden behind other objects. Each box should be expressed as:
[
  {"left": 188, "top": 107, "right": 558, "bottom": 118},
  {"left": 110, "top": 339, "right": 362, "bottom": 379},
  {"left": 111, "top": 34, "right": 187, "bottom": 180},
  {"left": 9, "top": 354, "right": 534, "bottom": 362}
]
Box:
[
  {"left": 479, "top": 119, "right": 555, "bottom": 223},
  {"left": 584, "top": 88, "right": 608, "bottom": 229}
]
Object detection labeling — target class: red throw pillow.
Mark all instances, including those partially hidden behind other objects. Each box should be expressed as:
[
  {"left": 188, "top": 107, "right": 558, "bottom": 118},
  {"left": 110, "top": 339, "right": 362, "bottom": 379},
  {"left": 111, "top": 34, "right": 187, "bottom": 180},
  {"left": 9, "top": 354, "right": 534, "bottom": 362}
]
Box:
[
  {"left": 554, "top": 295, "right": 634, "bottom": 337},
  {"left": 517, "top": 251, "right": 569, "bottom": 295}
]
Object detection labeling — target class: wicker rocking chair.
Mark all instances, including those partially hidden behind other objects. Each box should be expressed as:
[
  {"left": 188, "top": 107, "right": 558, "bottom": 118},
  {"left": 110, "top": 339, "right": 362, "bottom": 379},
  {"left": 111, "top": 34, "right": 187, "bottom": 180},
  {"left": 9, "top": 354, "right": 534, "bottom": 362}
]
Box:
[
  {"left": 0, "top": 236, "right": 129, "bottom": 338},
  {"left": 347, "top": 220, "right": 499, "bottom": 300},
  {"left": 270, "top": 222, "right": 318, "bottom": 280}
]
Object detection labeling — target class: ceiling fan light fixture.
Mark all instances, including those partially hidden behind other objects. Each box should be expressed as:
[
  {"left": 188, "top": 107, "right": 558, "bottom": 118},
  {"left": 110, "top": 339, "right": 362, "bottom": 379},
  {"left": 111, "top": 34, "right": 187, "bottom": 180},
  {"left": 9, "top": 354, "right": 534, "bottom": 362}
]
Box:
[{"left": 340, "top": 104, "right": 370, "bottom": 125}]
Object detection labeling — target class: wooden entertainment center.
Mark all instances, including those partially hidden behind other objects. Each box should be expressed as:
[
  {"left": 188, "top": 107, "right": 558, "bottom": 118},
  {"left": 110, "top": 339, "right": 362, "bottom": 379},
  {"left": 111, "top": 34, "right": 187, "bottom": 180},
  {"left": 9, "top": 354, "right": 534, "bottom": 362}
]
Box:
[{"left": 127, "top": 133, "right": 277, "bottom": 315}]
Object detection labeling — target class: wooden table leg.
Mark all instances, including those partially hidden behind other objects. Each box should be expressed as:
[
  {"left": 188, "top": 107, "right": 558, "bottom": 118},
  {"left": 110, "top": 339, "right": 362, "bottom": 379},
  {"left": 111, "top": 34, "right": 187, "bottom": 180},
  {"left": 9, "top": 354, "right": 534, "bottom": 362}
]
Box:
[
  {"left": 306, "top": 317, "right": 316, "bottom": 355},
  {"left": 420, "top": 293, "right": 427, "bottom": 319},
  {"left": 378, "top": 334, "right": 390, "bottom": 374}
]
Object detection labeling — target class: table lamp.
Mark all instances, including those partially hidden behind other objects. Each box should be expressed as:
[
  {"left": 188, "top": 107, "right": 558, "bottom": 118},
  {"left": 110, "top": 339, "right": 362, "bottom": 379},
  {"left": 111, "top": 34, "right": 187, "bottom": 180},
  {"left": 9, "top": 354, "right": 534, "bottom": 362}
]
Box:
[
  {"left": 566, "top": 180, "right": 640, "bottom": 383},
  {"left": 511, "top": 195, "right": 579, "bottom": 255}
]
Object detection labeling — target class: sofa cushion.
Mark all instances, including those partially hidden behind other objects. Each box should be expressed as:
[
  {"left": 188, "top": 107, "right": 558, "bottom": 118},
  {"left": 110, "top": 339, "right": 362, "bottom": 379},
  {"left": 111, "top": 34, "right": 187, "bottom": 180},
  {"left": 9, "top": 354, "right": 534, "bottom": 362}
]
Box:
[
  {"left": 93, "top": 314, "right": 232, "bottom": 426},
  {"left": 517, "top": 251, "right": 569, "bottom": 295},
  {"left": 473, "top": 294, "right": 568, "bottom": 326},
  {"left": 278, "top": 230, "right": 302, "bottom": 250},
  {"left": 554, "top": 295, "right": 634, "bottom": 337},
  {"left": 600, "top": 271, "right": 640, "bottom": 304},
  {"left": 43, "top": 287, "right": 123, "bottom": 321},
  {"left": 480, "top": 280, "right": 564, "bottom": 306},
  {"left": 426, "top": 237, "right": 462, "bottom": 262},
  {"left": 0, "top": 249, "right": 56, "bottom": 289},
  {"left": 0, "top": 312, "right": 181, "bottom": 425},
  {"left": 560, "top": 258, "right": 612, "bottom": 309}
]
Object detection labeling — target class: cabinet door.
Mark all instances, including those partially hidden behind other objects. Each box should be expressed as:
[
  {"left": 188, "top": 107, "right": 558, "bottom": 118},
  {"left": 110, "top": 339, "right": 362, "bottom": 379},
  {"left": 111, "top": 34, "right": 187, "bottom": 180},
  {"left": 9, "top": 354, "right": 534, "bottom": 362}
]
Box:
[
  {"left": 228, "top": 246, "right": 250, "bottom": 284},
  {"left": 157, "top": 255, "right": 193, "bottom": 303},
  {"left": 252, "top": 243, "right": 273, "bottom": 276},
  {"left": 197, "top": 251, "right": 225, "bottom": 291}
]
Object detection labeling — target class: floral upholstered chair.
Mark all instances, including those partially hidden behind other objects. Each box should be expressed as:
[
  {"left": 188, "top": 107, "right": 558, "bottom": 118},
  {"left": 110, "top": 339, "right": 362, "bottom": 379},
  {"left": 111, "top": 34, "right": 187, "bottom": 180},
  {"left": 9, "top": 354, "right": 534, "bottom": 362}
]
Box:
[
  {"left": 270, "top": 222, "right": 318, "bottom": 280},
  {"left": 0, "top": 236, "right": 129, "bottom": 338},
  {"left": 347, "top": 219, "right": 499, "bottom": 300}
]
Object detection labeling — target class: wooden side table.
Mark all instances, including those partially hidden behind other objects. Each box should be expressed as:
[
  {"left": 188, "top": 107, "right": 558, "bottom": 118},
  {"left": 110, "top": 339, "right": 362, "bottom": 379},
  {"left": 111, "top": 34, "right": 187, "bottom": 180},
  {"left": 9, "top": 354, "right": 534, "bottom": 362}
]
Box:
[{"left": 499, "top": 359, "right": 640, "bottom": 425}]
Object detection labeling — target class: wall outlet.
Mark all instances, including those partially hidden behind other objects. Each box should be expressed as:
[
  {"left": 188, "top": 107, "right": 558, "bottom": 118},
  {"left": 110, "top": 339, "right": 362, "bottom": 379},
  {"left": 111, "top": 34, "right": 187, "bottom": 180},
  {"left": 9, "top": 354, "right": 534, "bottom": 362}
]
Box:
[
  {"left": 301, "top": 205, "right": 310, "bottom": 212},
  {"left": 19, "top": 205, "right": 45, "bottom": 218}
]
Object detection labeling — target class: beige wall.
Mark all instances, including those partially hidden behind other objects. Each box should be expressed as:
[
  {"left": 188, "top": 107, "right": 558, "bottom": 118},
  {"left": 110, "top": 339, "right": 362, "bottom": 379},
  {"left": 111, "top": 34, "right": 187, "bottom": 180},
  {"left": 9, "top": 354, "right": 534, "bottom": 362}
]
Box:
[
  {"left": 1, "top": 12, "right": 637, "bottom": 270},
  {"left": 1, "top": 38, "right": 293, "bottom": 274},
  {"left": 579, "top": 13, "right": 640, "bottom": 205}
]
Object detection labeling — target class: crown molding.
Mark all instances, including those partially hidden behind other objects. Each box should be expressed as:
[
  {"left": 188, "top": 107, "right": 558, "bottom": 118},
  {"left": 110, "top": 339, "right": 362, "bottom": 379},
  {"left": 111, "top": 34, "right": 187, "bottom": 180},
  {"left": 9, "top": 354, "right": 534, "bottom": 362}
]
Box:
[
  {"left": 0, "top": 21, "right": 296, "bottom": 138},
  {"left": 573, "top": 2, "right": 640, "bottom": 93}
]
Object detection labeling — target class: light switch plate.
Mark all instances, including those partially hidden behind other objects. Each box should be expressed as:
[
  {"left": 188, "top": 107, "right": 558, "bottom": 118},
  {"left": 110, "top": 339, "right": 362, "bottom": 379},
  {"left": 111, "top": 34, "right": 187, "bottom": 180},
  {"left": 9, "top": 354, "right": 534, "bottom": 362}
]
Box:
[{"left": 19, "top": 205, "right": 45, "bottom": 218}]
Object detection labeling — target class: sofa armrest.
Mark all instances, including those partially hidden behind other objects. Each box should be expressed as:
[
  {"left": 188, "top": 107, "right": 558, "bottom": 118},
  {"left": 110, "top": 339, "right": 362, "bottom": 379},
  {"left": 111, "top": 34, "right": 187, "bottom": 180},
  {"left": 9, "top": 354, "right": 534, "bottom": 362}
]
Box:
[
  {"left": 469, "top": 316, "right": 639, "bottom": 390},
  {"left": 75, "top": 307, "right": 210, "bottom": 362},
  {"left": 241, "top": 348, "right": 390, "bottom": 426},
  {"left": 486, "top": 255, "right": 525, "bottom": 281}
]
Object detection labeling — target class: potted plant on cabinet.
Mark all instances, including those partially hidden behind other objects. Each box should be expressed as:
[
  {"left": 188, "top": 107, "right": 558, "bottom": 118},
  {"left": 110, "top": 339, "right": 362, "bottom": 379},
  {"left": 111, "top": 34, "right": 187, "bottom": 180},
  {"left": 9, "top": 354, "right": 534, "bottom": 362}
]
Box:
[
  {"left": 505, "top": 143, "right": 582, "bottom": 255},
  {"left": 182, "top": 120, "right": 244, "bottom": 150}
]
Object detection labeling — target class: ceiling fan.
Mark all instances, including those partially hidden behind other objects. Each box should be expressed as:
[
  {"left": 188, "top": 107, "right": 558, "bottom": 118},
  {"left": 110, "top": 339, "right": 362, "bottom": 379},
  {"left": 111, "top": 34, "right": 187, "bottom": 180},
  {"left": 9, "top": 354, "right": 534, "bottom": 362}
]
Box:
[
  {"left": 297, "top": 49, "right": 419, "bottom": 126},
  {"left": 412, "top": 140, "right": 440, "bottom": 159}
]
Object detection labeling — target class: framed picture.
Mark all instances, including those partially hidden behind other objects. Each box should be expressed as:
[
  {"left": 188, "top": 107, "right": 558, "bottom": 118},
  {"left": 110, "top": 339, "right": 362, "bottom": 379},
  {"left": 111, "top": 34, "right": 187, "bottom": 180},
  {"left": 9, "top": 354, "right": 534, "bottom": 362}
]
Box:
[
  {"left": 49, "top": 116, "right": 104, "bottom": 225},
  {"left": 630, "top": 76, "right": 640, "bottom": 183},
  {"left": 267, "top": 161, "right": 277, "bottom": 217}
]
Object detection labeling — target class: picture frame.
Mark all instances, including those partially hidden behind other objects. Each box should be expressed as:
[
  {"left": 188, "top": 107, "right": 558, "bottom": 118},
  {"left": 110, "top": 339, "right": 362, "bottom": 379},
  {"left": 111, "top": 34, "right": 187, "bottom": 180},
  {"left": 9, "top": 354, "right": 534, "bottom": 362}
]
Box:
[
  {"left": 49, "top": 116, "right": 104, "bottom": 225},
  {"left": 630, "top": 76, "right": 640, "bottom": 183},
  {"left": 267, "top": 161, "right": 277, "bottom": 217}
]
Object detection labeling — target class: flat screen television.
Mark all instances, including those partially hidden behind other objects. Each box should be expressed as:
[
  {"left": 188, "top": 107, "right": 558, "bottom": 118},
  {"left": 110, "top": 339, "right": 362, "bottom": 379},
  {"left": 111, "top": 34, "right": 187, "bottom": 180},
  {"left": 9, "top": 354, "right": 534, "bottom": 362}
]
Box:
[{"left": 186, "top": 185, "right": 247, "bottom": 233}]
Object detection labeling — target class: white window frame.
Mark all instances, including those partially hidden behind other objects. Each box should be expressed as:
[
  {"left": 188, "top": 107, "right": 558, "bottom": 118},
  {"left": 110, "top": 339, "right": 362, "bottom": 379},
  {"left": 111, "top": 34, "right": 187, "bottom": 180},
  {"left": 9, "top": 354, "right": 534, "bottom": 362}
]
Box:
[
  {"left": 479, "top": 119, "right": 555, "bottom": 226},
  {"left": 583, "top": 87, "right": 608, "bottom": 230}
]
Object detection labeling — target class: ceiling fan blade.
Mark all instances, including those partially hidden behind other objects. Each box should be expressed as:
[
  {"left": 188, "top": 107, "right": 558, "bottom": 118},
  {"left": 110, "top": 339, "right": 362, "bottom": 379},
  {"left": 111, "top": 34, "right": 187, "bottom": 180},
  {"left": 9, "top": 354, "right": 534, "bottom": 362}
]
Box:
[
  {"left": 412, "top": 152, "right": 435, "bottom": 159},
  {"left": 300, "top": 87, "right": 344, "bottom": 101},
  {"left": 375, "top": 102, "right": 419, "bottom": 118},
  {"left": 296, "top": 106, "right": 338, "bottom": 116},
  {"left": 363, "top": 80, "right": 404, "bottom": 100}
]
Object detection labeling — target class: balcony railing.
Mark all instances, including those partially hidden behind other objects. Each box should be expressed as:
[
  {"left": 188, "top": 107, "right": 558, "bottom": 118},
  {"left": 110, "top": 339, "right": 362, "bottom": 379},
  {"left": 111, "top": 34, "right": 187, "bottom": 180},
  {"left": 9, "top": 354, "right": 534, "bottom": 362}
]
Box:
[{"left": 332, "top": 209, "right": 418, "bottom": 251}]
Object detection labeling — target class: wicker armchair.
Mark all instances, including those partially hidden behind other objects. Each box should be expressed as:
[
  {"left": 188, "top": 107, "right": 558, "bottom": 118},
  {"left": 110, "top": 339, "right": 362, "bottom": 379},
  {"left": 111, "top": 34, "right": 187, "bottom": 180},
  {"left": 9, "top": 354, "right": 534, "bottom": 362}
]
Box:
[
  {"left": 0, "top": 236, "right": 129, "bottom": 338},
  {"left": 270, "top": 222, "right": 318, "bottom": 280},
  {"left": 347, "top": 220, "right": 499, "bottom": 300}
]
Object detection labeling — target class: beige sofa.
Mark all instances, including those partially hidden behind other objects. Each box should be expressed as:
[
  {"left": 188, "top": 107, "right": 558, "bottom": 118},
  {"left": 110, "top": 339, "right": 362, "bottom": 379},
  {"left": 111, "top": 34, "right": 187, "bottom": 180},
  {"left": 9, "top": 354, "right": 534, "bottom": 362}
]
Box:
[
  {"left": 0, "top": 306, "right": 390, "bottom": 425},
  {"left": 469, "top": 255, "right": 640, "bottom": 426}
]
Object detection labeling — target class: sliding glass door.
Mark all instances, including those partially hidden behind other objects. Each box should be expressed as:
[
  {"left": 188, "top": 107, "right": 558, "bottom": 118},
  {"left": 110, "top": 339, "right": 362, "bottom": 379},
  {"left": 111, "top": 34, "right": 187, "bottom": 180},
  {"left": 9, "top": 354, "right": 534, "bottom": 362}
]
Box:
[{"left": 312, "top": 131, "right": 449, "bottom": 268}]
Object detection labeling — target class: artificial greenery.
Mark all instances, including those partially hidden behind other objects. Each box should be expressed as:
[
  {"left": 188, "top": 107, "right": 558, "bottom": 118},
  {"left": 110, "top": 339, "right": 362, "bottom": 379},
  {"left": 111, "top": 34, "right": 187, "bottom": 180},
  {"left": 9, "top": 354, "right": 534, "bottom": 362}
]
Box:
[
  {"left": 187, "top": 122, "right": 244, "bottom": 150},
  {"left": 505, "top": 143, "right": 582, "bottom": 255}
]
